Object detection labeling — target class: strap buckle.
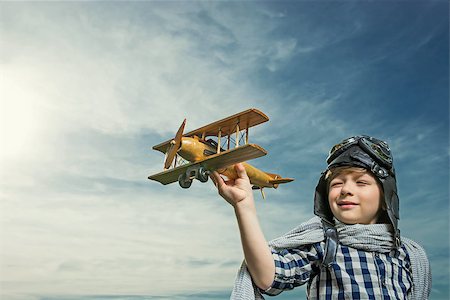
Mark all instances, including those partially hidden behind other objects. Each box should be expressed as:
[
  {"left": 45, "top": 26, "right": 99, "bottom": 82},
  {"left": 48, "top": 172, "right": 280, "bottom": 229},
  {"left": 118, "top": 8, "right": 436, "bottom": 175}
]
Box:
[{"left": 321, "top": 219, "right": 338, "bottom": 268}]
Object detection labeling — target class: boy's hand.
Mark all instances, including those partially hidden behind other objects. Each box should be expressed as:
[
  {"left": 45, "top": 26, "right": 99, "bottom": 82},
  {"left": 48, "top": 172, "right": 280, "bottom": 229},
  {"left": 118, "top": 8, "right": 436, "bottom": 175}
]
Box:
[
  {"left": 211, "top": 163, "right": 254, "bottom": 209},
  {"left": 211, "top": 163, "right": 275, "bottom": 290}
]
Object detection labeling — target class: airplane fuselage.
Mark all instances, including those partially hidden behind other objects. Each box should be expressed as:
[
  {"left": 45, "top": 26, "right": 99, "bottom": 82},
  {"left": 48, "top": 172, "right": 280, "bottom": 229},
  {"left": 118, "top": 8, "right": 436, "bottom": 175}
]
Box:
[{"left": 178, "top": 136, "right": 277, "bottom": 188}]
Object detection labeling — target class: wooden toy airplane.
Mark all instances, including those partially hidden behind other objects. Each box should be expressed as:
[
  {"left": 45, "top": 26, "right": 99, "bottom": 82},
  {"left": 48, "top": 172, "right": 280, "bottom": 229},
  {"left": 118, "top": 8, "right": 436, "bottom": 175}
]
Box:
[{"left": 148, "top": 108, "right": 294, "bottom": 196}]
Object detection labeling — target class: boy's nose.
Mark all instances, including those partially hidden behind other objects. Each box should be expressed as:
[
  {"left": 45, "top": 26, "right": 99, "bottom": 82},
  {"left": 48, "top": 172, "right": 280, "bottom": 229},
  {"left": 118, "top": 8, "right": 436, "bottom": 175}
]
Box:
[{"left": 340, "top": 182, "right": 354, "bottom": 196}]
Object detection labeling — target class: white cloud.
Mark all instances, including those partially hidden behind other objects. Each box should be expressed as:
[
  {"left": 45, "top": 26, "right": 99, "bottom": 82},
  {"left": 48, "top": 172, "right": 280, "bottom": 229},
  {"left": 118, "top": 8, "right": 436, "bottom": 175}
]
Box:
[
  {"left": 0, "top": 3, "right": 266, "bottom": 297},
  {"left": 266, "top": 38, "right": 298, "bottom": 72},
  {"left": 0, "top": 183, "right": 245, "bottom": 296}
]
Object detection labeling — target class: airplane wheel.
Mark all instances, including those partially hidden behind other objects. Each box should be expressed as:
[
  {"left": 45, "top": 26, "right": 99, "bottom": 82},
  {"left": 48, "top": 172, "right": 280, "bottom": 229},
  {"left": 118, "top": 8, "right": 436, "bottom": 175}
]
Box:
[
  {"left": 178, "top": 173, "right": 192, "bottom": 189},
  {"left": 197, "top": 167, "right": 209, "bottom": 183}
]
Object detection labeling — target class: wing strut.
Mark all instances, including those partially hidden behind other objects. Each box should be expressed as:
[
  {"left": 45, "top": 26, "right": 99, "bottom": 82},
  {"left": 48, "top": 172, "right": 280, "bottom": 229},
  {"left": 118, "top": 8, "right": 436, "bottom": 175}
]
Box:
[
  {"left": 246, "top": 127, "right": 249, "bottom": 144},
  {"left": 235, "top": 123, "right": 240, "bottom": 148},
  {"left": 217, "top": 128, "right": 222, "bottom": 154}
]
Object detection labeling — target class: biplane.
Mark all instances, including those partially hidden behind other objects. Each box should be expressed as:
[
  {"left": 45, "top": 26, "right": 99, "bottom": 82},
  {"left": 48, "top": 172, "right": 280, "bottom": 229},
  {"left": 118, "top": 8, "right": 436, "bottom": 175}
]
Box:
[{"left": 148, "top": 108, "right": 294, "bottom": 195}]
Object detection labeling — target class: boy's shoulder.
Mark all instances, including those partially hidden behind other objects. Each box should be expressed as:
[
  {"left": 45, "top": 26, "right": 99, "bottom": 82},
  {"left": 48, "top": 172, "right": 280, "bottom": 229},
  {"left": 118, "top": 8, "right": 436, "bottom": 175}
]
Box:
[
  {"left": 400, "top": 236, "right": 431, "bottom": 299},
  {"left": 401, "top": 237, "right": 429, "bottom": 258}
]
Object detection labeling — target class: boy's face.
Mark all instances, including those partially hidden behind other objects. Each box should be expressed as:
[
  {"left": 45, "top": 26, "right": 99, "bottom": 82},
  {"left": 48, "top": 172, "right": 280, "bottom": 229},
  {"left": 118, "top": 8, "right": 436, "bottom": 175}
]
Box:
[{"left": 328, "top": 169, "right": 382, "bottom": 225}]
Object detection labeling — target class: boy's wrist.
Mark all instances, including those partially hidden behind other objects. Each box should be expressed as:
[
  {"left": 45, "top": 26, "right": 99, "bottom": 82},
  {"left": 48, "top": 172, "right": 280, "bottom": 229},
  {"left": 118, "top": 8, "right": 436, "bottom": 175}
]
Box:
[{"left": 233, "top": 197, "right": 257, "bottom": 216}]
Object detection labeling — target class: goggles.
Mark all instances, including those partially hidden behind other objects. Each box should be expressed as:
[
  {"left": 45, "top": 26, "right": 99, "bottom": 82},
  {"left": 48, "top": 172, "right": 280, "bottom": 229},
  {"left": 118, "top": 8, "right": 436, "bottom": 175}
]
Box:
[{"left": 327, "top": 135, "right": 393, "bottom": 170}]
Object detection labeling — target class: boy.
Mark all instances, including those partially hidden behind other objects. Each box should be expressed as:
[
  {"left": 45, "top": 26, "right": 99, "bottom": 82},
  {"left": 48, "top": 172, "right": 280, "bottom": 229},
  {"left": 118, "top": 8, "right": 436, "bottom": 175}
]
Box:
[{"left": 211, "top": 135, "right": 431, "bottom": 300}]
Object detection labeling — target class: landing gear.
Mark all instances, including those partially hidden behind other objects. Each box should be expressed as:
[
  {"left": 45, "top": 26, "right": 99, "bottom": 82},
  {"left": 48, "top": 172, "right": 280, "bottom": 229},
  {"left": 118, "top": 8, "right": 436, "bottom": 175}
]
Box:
[
  {"left": 197, "top": 166, "right": 209, "bottom": 183},
  {"left": 177, "top": 166, "right": 209, "bottom": 188},
  {"left": 178, "top": 173, "right": 192, "bottom": 189}
]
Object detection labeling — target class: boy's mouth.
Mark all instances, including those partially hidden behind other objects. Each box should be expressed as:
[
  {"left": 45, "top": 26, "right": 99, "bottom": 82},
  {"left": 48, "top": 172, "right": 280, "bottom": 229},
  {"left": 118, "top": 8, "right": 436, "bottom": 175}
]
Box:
[{"left": 337, "top": 201, "right": 358, "bottom": 209}]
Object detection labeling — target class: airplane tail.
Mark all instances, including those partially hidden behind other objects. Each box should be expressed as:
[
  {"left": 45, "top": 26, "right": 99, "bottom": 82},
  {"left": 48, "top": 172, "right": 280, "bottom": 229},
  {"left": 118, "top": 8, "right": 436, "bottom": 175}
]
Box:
[
  {"left": 251, "top": 173, "right": 294, "bottom": 199},
  {"left": 267, "top": 173, "right": 294, "bottom": 189}
]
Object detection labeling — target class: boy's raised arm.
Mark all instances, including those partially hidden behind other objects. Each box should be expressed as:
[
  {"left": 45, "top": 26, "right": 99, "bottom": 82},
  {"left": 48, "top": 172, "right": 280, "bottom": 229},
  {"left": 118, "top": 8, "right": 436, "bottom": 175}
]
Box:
[{"left": 211, "top": 163, "right": 275, "bottom": 290}]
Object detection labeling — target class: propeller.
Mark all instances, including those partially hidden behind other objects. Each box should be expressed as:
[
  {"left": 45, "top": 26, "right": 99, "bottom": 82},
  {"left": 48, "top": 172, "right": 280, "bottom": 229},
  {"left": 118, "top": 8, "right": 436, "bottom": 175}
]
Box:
[{"left": 164, "top": 118, "right": 186, "bottom": 169}]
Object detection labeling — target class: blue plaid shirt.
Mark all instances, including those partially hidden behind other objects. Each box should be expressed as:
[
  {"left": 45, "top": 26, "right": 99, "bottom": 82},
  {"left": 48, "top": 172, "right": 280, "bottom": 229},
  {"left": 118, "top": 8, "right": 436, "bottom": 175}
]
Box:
[{"left": 262, "top": 242, "right": 412, "bottom": 299}]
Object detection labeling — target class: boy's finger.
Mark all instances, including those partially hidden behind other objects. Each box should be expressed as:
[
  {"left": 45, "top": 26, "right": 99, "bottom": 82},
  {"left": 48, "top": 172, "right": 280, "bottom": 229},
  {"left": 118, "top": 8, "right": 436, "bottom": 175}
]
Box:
[
  {"left": 210, "top": 174, "right": 217, "bottom": 186},
  {"left": 210, "top": 171, "right": 224, "bottom": 187},
  {"left": 234, "top": 163, "right": 248, "bottom": 179}
]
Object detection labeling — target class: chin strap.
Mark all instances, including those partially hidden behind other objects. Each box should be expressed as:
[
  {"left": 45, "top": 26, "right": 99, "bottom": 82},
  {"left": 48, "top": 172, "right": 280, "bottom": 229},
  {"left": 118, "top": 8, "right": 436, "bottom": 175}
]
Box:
[
  {"left": 321, "top": 219, "right": 339, "bottom": 268},
  {"left": 395, "top": 229, "right": 401, "bottom": 248}
]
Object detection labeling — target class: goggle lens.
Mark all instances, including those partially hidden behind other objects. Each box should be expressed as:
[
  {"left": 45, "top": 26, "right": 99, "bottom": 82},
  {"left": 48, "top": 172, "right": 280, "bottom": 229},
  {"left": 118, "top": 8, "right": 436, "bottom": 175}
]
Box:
[{"left": 328, "top": 137, "right": 358, "bottom": 161}]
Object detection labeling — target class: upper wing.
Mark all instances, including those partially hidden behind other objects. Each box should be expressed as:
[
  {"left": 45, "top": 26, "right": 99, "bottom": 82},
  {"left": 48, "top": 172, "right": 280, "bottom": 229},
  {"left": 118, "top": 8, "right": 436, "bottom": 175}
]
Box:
[
  {"left": 148, "top": 143, "right": 267, "bottom": 185},
  {"left": 153, "top": 108, "right": 269, "bottom": 154},
  {"left": 184, "top": 108, "right": 269, "bottom": 138}
]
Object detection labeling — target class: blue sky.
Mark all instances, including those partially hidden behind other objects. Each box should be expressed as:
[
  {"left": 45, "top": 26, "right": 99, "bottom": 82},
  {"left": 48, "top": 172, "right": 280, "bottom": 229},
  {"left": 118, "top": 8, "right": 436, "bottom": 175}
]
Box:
[{"left": 0, "top": 1, "right": 448, "bottom": 300}]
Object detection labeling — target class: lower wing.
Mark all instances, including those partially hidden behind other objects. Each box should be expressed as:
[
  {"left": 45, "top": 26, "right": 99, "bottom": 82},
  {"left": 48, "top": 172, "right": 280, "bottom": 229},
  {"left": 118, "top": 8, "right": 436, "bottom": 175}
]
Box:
[{"left": 148, "top": 144, "right": 267, "bottom": 185}]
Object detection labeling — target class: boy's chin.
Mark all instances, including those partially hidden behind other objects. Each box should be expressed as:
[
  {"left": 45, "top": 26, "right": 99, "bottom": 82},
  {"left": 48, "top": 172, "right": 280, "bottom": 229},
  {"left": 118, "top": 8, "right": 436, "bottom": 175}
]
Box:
[
  {"left": 336, "top": 218, "right": 358, "bottom": 225},
  {"left": 335, "top": 216, "right": 377, "bottom": 225}
]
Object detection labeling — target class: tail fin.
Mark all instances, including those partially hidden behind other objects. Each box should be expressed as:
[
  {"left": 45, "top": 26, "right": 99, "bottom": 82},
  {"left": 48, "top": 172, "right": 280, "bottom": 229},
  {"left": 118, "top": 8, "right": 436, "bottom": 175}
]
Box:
[
  {"left": 269, "top": 178, "right": 295, "bottom": 184},
  {"left": 267, "top": 173, "right": 294, "bottom": 189}
]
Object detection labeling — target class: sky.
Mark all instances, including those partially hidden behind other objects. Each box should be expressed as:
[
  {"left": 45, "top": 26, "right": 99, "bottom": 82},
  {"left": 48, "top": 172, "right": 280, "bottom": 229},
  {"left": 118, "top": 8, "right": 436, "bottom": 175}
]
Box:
[{"left": 0, "top": 1, "right": 448, "bottom": 300}]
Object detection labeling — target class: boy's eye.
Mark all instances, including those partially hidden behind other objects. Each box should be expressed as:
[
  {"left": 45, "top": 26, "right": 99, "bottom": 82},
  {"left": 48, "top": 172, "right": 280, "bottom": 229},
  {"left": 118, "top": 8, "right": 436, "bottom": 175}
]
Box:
[
  {"left": 330, "top": 181, "right": 343, "bottom": 187},
  {"left": 356, "top": 181, "right": 368, "bottom": 185}
]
